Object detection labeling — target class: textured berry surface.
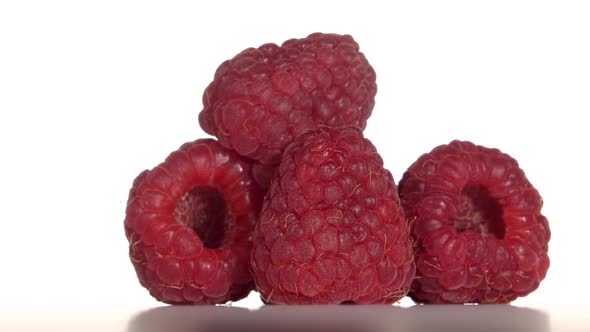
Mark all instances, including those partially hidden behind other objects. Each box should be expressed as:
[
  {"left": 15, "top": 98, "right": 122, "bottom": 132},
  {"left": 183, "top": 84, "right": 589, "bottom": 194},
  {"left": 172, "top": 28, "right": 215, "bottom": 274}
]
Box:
[
  {"left": 251, "top": 161, "right": 277, "bottom": 191},
  {"left": 398, "top": 140, "right": 550, "bottom": 304},
  {"left": 199, "top": 33, "right": 377, "bottom": 165},
  {"left": 124, "top": 139, "right": 263, "bottom": 304},
  {"left": 251, "top": 126, "right": 415, "bottom": 304}
]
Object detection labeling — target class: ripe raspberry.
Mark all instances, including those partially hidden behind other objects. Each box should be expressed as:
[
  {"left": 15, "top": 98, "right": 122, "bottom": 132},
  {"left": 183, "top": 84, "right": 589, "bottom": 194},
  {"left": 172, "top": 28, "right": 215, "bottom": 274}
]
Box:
[
  {"left": 251, "top": 161, "right": 277, "bottom": 190},
  {"left": 199, "top": 33, "right": 377, "bottom": 165},
  {"left": 251, "top": 126, "right": 415, "bottom": 304},
  {"left": 398, "top": 140, "right": 550, "bottom": 304},
  {"left": 124, "top": 139, "right": 263, "bottom": 304}
]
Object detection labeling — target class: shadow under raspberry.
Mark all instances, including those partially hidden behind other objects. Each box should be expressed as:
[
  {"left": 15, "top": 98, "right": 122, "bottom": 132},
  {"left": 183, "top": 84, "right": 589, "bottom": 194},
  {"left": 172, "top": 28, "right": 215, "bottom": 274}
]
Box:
[{"left": 127, "top": 304, "right": 548, "bottom": 332}]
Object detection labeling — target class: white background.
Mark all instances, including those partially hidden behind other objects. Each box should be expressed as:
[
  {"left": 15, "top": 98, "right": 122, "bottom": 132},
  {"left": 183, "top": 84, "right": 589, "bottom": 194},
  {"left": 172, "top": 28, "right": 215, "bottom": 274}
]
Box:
[{"left": 1, "top": 0, "right": 589, "bottom": 330}]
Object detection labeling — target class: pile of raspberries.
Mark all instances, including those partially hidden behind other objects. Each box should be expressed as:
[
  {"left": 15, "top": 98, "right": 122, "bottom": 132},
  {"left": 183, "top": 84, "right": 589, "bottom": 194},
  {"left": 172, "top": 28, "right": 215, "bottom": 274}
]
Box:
[{"left": 124, "top": 33, "right": 550, "bottom": 305}]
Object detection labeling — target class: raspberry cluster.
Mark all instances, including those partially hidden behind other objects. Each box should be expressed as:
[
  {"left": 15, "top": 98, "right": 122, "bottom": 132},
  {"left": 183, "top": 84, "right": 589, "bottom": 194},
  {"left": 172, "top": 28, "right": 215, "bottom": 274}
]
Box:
[{"left": 124, "top": 33, "right": 550, "bottom": 305}]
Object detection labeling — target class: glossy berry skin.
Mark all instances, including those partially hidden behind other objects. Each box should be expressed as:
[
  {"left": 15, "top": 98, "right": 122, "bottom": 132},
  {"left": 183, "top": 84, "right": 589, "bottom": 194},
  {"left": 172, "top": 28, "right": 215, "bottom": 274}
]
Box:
[
  {"left": 199, "top": 33, "right": 377, "bottom": 166},
  {"left": 398, "top": 140, "right": 550, "bottom": 304},
  {"left": 251, "top": 126, "right": 415, "bottom": 304},
  {"left": 124, "top": 139, "right": 263, "bottom": 304}
]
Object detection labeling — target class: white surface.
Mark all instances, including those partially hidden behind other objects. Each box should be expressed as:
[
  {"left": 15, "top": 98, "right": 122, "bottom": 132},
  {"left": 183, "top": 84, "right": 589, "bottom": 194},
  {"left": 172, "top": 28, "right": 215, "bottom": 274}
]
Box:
[
  {"left": 1, "top": 0, "right": 589, "bottom": 330},
  {"left": 1, "top": 304, "right": 589, "bottom": 332}
]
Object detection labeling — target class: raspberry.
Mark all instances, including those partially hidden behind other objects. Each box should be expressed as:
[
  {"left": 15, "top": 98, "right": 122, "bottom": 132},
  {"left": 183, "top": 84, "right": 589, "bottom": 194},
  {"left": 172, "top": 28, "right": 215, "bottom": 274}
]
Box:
[
  {"left": 124, "top": 139, "right": 263, "bottom": 304},
  {"left": 398, "top": 140, "right": 550, "bottom": 304},
  {"left": 199, "top": 33, "right": 377, "bottom": 165},
  {"left": 251, "top": 161, "right": 277, "bottom": 190},
  {"left": 251, "top": 126, "right": 415, "bottom": 304}
]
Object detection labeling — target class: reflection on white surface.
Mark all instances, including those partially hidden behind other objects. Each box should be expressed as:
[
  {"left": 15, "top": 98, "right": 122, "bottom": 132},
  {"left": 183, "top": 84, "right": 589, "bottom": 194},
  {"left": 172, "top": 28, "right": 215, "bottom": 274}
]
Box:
[{"left": 127, "top": 305, "right": 550, "bottom": 332}]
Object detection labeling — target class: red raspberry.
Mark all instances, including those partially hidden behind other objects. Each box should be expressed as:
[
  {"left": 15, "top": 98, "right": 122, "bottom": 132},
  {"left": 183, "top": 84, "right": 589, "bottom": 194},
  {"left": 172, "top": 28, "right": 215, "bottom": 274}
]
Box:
[
  {"left": 251, "top": 161, "right": 277, "bottom": 191},
  {"left": 124, "top": 139, "right": 263, "bottom": 304},
  {"left": 199, "top": 33, "right": 377, "bottom": 165},
  {"left": 251, "top": 126, "right": 415, "bottom": 304},
  {"left": 398, "top": 140, "right": 550, "bottom": 304}
]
